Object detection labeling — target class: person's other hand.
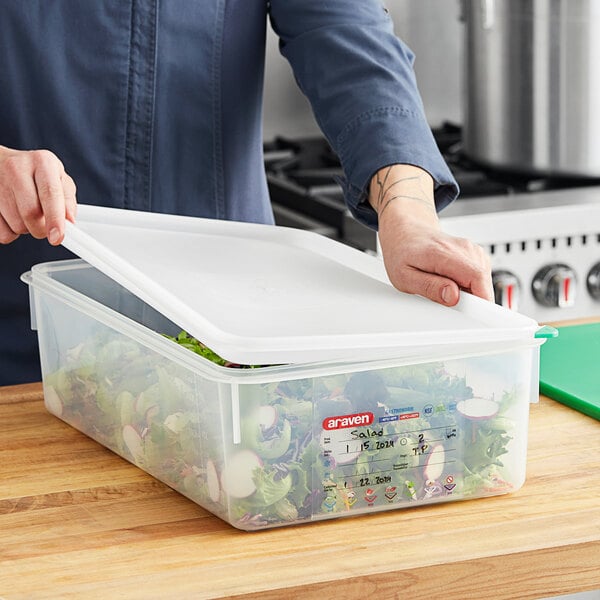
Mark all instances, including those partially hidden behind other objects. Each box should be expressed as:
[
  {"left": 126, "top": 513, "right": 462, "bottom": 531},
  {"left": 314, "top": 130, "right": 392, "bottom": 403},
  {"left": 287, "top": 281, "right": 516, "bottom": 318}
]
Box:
[
  {"left": 0, "top": 145, "right": 77, "bottom": 245},
  {"left": 369, "top": 164, "right": 493, "bottom": 306}
]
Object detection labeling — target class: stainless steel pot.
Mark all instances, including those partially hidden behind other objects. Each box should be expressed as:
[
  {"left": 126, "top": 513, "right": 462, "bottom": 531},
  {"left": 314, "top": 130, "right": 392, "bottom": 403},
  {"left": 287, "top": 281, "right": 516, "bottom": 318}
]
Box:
[{"left": 461, "top": 0, "right": 600, "bottom": 177}]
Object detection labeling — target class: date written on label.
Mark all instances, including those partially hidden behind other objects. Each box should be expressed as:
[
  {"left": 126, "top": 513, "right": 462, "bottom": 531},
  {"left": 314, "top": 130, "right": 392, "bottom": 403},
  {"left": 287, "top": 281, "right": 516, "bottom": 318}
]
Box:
[
  {"left": 346, "top": 439, "right": 395, "bottom": 453},
  {"left": 356, "top": 474, "right": 392, "bottom": 487}
]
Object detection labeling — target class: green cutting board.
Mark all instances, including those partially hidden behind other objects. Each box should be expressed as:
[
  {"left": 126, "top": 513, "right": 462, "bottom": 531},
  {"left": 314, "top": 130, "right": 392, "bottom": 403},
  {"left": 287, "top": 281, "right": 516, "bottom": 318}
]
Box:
[{"left": 539, "top": 322, "right": 600, "bottom": 420}]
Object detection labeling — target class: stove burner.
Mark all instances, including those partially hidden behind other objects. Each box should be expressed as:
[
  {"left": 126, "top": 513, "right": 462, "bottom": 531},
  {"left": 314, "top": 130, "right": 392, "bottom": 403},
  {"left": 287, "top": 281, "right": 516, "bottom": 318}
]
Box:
[
  {"left": 264, "top": 136, "right": 352, "bottom": 242},
  {"left": 264, "top": 123, "right": 600, "bottom": 251},
  {"left": 437, "top": 122, "right": 600, "bottom": 197}
]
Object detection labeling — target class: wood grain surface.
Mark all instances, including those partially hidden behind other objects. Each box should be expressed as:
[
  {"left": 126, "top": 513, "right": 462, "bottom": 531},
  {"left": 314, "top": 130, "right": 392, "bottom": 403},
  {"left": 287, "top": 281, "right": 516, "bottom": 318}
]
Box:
[{"left": 1, "top": 382, "right": 599, "bottom": 600}]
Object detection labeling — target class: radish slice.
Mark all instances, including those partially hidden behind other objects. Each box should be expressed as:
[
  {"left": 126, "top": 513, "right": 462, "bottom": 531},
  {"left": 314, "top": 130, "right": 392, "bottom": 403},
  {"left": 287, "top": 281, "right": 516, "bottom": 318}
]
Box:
[
  {"left": 122, "top": 425, "right": 143, "bottom": 459},
  {"left": 424, "top": 444, "right": 445, "bottom": 482},
  {"left": 456, "top": 397, "right": 499, "bottom": 420},
  {"left": 257, "top": 405, "right": 278, "bottom": 430},
  {"left": 44, "top": 385, "right": 63, "bottom": 417},
  {"left": 206, "top": 459, "right": 221, "bottom": 503},
  {"left": 145, "top": 405, "right": 160, "bottom": 426},
  {"left": 221, "top": 450, "right": 262, "bottom": 498}
]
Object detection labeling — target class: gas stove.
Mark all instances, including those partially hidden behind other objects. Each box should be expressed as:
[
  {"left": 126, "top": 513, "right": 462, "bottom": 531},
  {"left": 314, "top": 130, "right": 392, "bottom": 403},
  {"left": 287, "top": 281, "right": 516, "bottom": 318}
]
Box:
[
  {"left": 441, "top": 188, "right": 600, "bottom": 322},
  {"left": 264, "top": 125, "right": 600, "bottom": 322}
]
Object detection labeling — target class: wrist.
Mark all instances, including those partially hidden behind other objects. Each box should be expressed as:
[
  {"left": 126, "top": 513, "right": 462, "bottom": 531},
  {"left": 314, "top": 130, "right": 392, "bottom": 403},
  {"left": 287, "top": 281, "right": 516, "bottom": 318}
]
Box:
[
  {"left": 0, "top": 145, "right": 19, "bottom": 161},
  {"left": 368, "top": 164, "right": 437, "bottom": 224}
]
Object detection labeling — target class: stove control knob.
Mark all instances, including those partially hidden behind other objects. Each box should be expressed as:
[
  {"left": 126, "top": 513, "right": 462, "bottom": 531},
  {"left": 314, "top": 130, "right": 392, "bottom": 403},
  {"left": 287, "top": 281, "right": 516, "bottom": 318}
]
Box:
[
  {"left": 587, "top": 262, "right": 600, "bottom": 300},
  {"left": 532, "top": 264, "right": 577, "bottom": 308},
  {"left": 492, "top": 270, "right": 520, "bottom": 311}
]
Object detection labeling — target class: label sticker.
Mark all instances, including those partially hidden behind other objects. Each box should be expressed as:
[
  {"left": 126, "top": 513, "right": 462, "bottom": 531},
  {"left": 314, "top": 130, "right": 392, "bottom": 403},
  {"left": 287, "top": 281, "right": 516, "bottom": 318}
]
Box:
[{"left": 322, "top": 411, "right": 374, "bottom": 430}]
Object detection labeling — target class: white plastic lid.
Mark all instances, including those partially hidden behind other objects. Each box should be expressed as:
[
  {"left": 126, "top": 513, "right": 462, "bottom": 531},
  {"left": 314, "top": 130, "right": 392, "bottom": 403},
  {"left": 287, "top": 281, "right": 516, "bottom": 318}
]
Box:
[{"left": 62, "top": 204, "right": 540, "bottom": 365}]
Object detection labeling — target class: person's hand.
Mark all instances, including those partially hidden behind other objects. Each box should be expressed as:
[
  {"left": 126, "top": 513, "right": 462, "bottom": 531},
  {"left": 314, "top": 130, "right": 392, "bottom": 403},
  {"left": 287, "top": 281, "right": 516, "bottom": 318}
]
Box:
[
  {"left": 0, "top": 145, "right": 77, "bottom": 245},
  {"left": 369, "top": 164, "right": 493, "bottom": 306}
]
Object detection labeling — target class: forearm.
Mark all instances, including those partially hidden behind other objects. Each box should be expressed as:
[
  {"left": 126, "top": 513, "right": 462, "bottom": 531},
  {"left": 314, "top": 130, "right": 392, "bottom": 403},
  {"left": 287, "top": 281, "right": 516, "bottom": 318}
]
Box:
[{"left": 270, "top": 0, "right": 458, "bottom": 226}]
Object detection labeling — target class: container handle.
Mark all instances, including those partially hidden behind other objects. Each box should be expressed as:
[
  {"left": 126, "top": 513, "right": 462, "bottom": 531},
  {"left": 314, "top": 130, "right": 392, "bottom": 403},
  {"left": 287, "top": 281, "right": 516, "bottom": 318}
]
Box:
[{"left": 535, "top": 325, "right": 559, "bottom": 339}]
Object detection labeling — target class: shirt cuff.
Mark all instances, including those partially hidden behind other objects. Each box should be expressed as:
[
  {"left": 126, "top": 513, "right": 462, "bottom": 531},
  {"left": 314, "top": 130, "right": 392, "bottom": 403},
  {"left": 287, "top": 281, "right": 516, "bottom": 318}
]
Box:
[{"left": 335, "top": 106, "right": 459, "bottom": 230}]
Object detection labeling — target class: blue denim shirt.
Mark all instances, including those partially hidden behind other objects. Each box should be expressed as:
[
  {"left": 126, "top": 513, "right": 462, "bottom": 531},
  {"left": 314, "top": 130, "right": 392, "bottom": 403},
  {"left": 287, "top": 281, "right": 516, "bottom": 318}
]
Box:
[{"left": 0, "top": 0, "right": 457, "bottom": 384}]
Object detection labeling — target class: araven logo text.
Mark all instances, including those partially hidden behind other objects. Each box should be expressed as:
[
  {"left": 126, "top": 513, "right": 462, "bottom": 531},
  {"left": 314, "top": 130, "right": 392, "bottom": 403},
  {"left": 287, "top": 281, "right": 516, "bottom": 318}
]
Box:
[{"left": 323, "top": 412, "right": 374, "bottom": 431}]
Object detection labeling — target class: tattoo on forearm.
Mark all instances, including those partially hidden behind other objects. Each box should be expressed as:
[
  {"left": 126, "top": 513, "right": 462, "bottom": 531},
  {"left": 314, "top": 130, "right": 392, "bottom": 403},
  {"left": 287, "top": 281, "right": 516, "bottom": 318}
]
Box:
[{"left": 372, "top": 167, "right": 434, "bottom": 218}]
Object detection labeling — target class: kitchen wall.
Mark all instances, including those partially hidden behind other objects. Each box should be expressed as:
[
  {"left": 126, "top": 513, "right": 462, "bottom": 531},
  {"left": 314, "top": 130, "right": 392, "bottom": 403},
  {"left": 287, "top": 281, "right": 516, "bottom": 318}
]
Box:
[{"left": 262, "top": 0, "right": 463, "bottom": 140}]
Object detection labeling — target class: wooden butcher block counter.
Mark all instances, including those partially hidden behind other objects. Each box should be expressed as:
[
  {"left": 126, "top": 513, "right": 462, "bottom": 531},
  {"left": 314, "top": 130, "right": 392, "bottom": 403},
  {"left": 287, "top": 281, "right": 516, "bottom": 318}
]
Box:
[{"left": 1, "top": 381, "right": 599, "bottom": 600}]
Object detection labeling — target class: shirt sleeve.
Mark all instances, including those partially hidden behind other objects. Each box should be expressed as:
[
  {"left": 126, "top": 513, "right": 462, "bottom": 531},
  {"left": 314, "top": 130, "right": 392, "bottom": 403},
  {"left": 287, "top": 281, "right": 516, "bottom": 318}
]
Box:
[{"left": 268, "top": 0, "right": 459, "bottom": 229}]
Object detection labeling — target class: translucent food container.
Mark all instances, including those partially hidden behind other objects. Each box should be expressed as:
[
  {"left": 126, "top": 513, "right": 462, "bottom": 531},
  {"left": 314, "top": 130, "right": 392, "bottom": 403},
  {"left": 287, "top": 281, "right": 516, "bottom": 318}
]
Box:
[{"left": 23, "top": 258, "right": 548, "bottom": 530}]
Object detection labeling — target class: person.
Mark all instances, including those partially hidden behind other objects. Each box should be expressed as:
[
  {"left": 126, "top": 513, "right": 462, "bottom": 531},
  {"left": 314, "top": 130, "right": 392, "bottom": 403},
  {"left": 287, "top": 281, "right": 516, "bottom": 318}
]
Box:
[{"left": 0, "top": 1, "right": 492, "bottom": 386}]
